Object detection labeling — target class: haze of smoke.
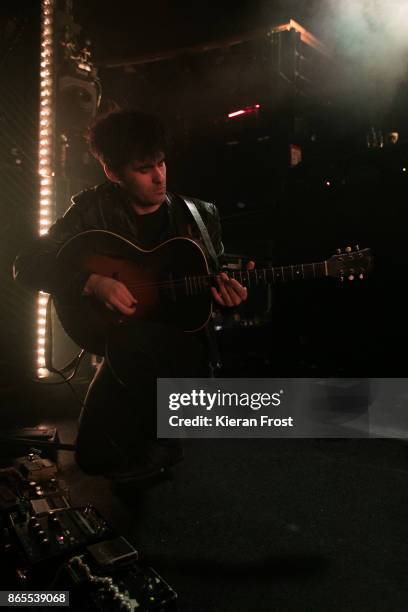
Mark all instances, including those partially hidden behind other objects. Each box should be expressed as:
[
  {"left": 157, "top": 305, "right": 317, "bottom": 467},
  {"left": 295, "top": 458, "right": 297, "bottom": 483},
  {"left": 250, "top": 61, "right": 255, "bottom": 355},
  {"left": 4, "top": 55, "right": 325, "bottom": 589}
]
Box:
[{"left": 312, "top": 0, "right": 408, "bottom": 113}]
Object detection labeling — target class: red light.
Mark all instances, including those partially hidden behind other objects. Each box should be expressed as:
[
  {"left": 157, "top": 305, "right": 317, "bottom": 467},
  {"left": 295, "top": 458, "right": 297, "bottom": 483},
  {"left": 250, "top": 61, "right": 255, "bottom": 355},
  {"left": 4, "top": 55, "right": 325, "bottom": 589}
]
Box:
[
  {"left": 228, "top": 104, "right": 261, "bottom": 119},
  {"left": 228, "top": 110, "right": 245, "bottom": 118}
]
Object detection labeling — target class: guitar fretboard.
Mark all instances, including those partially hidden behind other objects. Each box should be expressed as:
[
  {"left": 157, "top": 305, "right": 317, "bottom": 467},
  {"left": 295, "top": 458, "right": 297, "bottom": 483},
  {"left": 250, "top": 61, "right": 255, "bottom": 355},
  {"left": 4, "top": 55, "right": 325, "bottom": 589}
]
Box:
[
  {"left": 228, "top": 262, "right": 328, "bottom": 285},
  {"left": 184, "top": 261, "right": 328, "bottom": 295}
]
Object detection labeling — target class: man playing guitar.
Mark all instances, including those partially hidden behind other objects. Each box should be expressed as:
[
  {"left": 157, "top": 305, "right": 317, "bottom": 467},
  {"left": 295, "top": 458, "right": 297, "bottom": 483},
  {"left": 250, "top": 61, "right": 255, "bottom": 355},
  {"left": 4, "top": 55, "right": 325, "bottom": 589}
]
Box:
[{"left": 14, "top": 108, "right": 253, "bottom": 486}]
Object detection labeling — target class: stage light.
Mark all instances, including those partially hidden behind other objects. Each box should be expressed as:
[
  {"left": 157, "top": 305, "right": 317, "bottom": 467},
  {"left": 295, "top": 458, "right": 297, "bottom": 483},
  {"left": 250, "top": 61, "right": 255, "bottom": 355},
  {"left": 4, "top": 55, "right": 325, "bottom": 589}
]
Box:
[
  {"left": 227, "top": 104, "right": 261, "bottom": 119},
  {"left": 36, "top": 0, "right": 56, "bottom": 377},
  {"left": 228, "top": 110, "right": 245, "bottom": 118}
]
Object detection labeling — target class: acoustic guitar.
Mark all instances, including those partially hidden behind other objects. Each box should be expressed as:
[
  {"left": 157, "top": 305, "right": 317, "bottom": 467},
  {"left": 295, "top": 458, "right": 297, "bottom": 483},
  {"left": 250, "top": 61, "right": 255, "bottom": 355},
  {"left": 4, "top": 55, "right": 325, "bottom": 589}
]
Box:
[{"left": 53, "top": 230, "right": 372, "bottom": 355}]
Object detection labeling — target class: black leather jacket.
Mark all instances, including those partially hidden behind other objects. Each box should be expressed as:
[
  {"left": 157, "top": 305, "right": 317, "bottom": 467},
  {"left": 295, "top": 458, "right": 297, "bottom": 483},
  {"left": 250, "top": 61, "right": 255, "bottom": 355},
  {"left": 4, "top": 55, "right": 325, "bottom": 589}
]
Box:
[{"left": 14, "top": 181, "right": 224, "bottom": 296}]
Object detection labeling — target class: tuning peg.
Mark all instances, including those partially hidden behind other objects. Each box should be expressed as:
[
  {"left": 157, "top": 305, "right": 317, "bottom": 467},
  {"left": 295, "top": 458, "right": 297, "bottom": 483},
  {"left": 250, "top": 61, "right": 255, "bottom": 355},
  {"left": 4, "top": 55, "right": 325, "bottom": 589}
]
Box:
[
  {"left": 336, "top": 248, "right": 341, "bottom": 255},
  {"left": 359, "top": 273, "right": 364, "bottom": 280},
  {"left": 348, "top": 274, "right": 354, "bottom": 281},
  {"left": 345, "top": 246, "right": 352, "bottom": 253},
  {"left": 355, "top": 244, "right": 360, "bottom": 251}
]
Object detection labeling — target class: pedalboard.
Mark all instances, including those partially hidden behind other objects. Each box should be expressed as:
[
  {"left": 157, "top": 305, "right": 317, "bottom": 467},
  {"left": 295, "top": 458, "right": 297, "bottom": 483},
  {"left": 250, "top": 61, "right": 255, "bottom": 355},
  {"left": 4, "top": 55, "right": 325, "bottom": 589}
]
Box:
[
  {"left": 0, "top": 450, "right": 178, "bottom": 609},
  {"left": 9, "top": 505, "right": 113, "bottom": 564}
]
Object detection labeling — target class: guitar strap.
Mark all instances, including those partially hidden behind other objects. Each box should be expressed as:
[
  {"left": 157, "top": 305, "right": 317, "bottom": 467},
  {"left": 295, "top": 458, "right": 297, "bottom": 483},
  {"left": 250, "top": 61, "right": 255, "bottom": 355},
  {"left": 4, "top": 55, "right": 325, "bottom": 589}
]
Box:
[
  {"left": 165, "top": 193, "right": 222, "bottom": 371},
  {"left": 177, "top": 195, "right": 222, "bottom": 372},
  {"left": 177, "top": 195, "right": 220, "bottom": 271}
]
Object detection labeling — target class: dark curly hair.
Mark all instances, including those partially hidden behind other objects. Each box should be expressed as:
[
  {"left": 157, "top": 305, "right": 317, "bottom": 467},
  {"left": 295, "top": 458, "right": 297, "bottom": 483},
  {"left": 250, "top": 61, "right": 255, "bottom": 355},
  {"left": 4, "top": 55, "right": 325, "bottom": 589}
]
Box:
[{"left": 86, "top": 108, "right": 167, "bottom": 173}]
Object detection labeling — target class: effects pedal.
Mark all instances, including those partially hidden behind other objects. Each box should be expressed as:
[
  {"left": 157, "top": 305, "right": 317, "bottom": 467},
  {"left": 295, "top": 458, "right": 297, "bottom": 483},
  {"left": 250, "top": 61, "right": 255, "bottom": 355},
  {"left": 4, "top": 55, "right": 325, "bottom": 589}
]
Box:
[
  {"left": 25, "top": 477, "right": 71, "bottom": 514},
  {"left": 9, "top": 505, "right": 113, "bottom": 565},
  {"left": 14, "top": 453, "right": 57, "bottom": 482},
  {"left": 1, "top": 426, "right": 59, "bottom": 461},
  {"left": 62, "top": 551, "right": 177, "bottom": 611}
]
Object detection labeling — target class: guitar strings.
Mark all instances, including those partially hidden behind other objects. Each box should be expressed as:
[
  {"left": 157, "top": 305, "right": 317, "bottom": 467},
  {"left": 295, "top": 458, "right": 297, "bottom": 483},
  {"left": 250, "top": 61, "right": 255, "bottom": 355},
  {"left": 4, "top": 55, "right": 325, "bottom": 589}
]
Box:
[
  {"left": 121, "top": 262, "right": 328, "bottom": 292},
  {"left": 124, "top": 270, "right": 256, "bottom": 291}
]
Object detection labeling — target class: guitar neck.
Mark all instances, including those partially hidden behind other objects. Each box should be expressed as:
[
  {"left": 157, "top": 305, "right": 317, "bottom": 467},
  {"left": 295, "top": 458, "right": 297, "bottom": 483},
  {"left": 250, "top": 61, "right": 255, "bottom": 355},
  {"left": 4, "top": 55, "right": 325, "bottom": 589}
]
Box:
[{"left": 225, "top": 260, "right": 328, "bottom": 287}]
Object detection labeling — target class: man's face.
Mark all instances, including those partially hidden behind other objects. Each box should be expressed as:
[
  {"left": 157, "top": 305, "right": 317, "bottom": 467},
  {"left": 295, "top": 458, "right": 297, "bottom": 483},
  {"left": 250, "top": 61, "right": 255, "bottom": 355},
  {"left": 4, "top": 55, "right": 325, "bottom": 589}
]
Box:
[{"left": 118, "top": 152, "right": 167, "bottom": 208}]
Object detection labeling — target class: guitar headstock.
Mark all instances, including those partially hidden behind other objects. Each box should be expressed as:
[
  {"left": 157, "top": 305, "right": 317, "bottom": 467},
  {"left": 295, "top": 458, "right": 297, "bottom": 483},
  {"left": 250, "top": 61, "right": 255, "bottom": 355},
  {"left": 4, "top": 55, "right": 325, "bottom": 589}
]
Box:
[{"left": 326, "top": 246, "right": 372, "bottom": 281}]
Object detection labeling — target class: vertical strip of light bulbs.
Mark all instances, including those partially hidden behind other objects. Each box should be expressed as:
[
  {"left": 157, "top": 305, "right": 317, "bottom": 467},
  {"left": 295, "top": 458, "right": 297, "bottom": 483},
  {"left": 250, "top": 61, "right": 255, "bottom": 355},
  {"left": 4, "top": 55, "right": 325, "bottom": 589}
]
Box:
[{"left": 37, "top": 0, "right": 56, "bottom": 378}]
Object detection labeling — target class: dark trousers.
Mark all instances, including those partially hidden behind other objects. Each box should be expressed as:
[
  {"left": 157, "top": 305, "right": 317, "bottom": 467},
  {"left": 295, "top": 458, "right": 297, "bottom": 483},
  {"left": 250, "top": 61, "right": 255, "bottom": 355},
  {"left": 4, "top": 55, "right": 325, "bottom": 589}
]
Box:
[{"left": 75, "top": 322, "right": 211, "bottom": 475}]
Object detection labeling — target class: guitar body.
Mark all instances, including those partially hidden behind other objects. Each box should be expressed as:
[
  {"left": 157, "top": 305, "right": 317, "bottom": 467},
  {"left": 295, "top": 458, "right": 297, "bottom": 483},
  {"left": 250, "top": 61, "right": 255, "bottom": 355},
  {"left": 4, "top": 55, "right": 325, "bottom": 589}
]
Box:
[{"left": 54, "top": 231, "right": 212, "bottom": 355}]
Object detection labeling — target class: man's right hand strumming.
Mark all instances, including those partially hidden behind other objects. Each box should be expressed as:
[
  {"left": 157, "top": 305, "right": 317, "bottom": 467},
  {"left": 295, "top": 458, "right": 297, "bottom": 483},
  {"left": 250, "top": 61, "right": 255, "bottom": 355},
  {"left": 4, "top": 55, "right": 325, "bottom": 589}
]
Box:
[{"left": 83, "top": 273, "right": 137, "bottom": 316}]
